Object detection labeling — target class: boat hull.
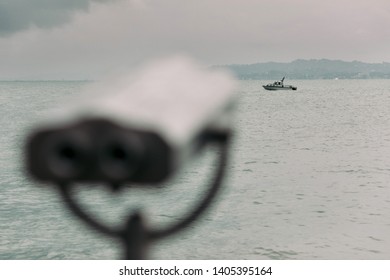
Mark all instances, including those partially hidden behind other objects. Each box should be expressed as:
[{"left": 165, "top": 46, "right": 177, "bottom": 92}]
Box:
[{"left": 263, "top": 85, "right": 297, "bottom": 91}]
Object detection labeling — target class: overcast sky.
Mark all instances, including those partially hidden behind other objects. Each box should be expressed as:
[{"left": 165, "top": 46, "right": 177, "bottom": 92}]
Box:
[{"left": 1, "top": 0, "right": 390, "bottom": 80}]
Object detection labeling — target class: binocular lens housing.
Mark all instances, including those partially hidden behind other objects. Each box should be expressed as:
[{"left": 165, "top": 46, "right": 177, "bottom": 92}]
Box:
[
  {"left": 97, "top": 132, "right": 146, "bottom": 182},
  {"left": 47, "top": 133, "right": 91, "bottom": 179},
  {"left": 26, "top": 119, "right": 171, "bottom": 185}
]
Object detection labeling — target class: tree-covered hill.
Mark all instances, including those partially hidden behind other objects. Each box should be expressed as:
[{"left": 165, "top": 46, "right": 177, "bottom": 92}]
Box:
[{"left": 214, "top": 59, "right": 390, "bottom": 79}]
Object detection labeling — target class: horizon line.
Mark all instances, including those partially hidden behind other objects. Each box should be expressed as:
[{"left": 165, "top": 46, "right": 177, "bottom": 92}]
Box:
[{"left": 216, "top": 58, "right": 390, "bottom": 66}]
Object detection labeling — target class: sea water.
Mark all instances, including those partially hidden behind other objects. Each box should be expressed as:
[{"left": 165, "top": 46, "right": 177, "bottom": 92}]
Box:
[{"left": 0, "top": 80, "right": 390, "bottom": 259}]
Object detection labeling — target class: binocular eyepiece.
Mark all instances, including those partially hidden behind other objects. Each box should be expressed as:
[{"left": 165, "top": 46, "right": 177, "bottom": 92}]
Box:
[{"left": 27, "top": 119, "right": 173, "bottom": 184}]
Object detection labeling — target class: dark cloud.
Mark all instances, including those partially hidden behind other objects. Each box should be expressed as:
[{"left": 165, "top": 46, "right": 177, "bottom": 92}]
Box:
[{"left": 0, "top": 0, "right": 113, "bottom": 36}]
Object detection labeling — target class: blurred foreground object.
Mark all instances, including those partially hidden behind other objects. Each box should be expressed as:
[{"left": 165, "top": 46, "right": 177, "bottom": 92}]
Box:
[
  {"left": 25, "top": 56, "right": 236, "bottom": 259},
  {"left": 27, "top": 56, "right": 236, "bottom": 186}
]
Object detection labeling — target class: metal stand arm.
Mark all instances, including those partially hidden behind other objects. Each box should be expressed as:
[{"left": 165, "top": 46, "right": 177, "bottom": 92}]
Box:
[{"left": 57, "top": 131, "right": 230, "bottom": 259}]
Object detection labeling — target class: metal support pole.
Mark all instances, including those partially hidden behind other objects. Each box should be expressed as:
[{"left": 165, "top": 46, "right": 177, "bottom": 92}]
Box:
[{"left": 122, "top": 212, "right": 148, "bottom": 260}]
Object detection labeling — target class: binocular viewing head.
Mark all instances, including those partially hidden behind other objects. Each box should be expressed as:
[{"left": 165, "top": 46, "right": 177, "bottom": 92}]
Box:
[{"left": 26, "top": 56, "right": 236, "bottom": 186}]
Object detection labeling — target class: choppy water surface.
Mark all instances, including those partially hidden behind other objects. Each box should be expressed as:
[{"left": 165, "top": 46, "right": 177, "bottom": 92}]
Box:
[{"left": 1, "top": 80, "right": 390, "bottom": 259}]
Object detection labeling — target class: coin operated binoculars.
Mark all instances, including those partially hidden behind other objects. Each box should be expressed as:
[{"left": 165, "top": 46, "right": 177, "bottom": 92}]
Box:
[{"left": 25, "top": 57, "right": 236, "bottom": 259}]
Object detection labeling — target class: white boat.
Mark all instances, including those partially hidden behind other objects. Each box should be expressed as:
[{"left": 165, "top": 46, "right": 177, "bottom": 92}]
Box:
[{"left": 263, "top": 77, "right": 297, "bottom": 91}]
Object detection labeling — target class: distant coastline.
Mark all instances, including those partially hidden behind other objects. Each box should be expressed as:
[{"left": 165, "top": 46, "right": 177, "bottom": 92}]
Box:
[
  {"left": 214, "top": 59, "right": 390, "bottom": 80},
  {"left": 3, "top": 59, "right": 390, "bottom": 81}
]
